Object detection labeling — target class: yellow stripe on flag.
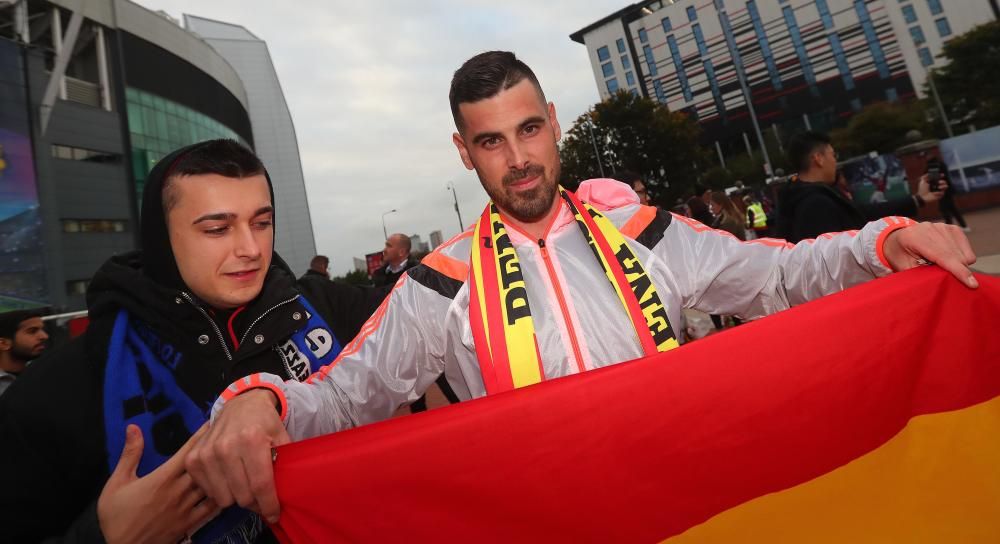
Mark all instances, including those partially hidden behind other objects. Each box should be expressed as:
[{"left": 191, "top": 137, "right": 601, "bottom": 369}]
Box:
[{"left": 664, "top": 395, "right": 1000, "bottom": 543}]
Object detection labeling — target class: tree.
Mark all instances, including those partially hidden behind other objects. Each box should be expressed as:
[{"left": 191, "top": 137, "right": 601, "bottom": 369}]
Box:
[
  {"left": 930, "top": 20, "right": 1000, "bottom": 131},
  {"left": 559, "top": 90, "right": 709, "bottom": 206},
  {"left": 331, "top": 269, "right": 372, "bottom": 286},
  {"left": 829, "top": 101, "right": 931, "bottom": 158}
]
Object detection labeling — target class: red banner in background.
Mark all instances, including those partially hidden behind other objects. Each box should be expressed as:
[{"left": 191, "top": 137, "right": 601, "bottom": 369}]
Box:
[{"left": 271, "top": 268, "right": 1000, "bottom": 543}]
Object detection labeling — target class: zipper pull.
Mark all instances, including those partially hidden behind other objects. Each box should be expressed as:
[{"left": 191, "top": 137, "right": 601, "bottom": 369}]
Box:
[{"left": 538, "top": 238, "right": 548, "bottom": 258}]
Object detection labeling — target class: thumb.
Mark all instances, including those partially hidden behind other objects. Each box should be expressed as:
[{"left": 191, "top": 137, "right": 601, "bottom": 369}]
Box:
[{"left": 109, "top": 424, "right": 144, "bottom": 485}]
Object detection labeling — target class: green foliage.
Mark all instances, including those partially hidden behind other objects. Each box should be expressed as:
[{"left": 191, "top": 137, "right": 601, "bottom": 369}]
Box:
[
  {"left": 331, "top": 269, "right": 372, "bottom": 286},
  {"left": 929, "top": 20, "right": 1000, "bottom": 131},
  {"left": 559, "top": 90, "right": 709, "bottom": 206},
  {"left": 829, "top": 101, "right": 931, "bottom": 157}
]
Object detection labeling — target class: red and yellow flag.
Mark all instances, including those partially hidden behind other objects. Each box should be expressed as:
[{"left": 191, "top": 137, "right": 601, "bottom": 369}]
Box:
[{"left": 271, "top": 268, "right": 1000, "bottom": 543}]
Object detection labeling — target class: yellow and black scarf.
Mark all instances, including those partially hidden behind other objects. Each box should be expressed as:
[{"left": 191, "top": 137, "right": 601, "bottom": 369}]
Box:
[{"left": 469, "top": 187, "right": 679, "bottom": 394}]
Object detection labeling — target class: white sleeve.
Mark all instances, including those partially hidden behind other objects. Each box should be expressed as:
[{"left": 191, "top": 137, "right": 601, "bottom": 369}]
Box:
[{"left": 654, "top": 214, "right": 913, "bottom": 319}]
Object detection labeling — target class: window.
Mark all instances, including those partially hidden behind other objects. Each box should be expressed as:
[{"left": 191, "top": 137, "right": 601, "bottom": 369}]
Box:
[
  {"left": 62, "top": 219, "right": 128, "bottom": 233},
  {"left": 616, "top": 38, "right": 626, "bottom": 53},
  {"left": 885, "top": 88, "right": 899, "bottom": 102},
  {"left": 829, "top": 34, "right": 854, "bottom": 90},
  {"left": 918, "top": 47, "right": 934, "bottom": 66},
  {"left": 643, "top": 45, "right": 658, "bottom": 76},
  {"left": 687, "top": 5, "right": 697, "bottom": 21},
  {"left": 638, "top": 28, "right": 648, "bottom": 43},
  {"left": 626, "top": 71, "right": 636, "bottom": 86},
  {"left": 597, "top": 46, "right": 610, "bottom": 61},
  {"left": 910, "top": 25, "right": 926, "bottom": 45},
  {"left": 927, "top": 0, "right": 942, "bottom": 15},
  {"left": 606, "top": 77, "right": 619, "bottom": 93},
  {"left": 653, "top": 79, "right": 666, "bottom": 102},
  {"left": 602, "top": 62, "right": 615, "bottom": 77},
  {"left": 783, "top": 6, "right": 817, "bottom": 87},
  {"left": 667, "top": 35, "right": 692, "bottom": 101},
  {"left": 902, "top": 4, "right": 917, "bottom": 23},
  {"left": 816, "top": 0, "right": 833, "bottom": 28},
  {"left": 747, "top": 0, "right": 782, "bottom": 90},
  {"left": 51, "top": 144, "right": 121, "bottom": 164},
  {"left": 621, "top": 55, "right": 632, "bottom": 70},
  {"left": 662, "top": 17, "right": 672, "bottom": 32},
  {"left": 855, "top": 0, "right": 890, "bottom": 79},
  {"left": 935, "top": 18, "right": 952, "bottom": 37}
]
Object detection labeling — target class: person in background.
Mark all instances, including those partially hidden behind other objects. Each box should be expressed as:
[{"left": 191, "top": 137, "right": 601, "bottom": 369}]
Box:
[
  {"left": 611, "top": 170, "right": 652, "bottom": 206},
  {"left": 926, "top": 157, "right": 969, "bottom": 232},
  {"left": 0, "top": 309, "right": 49, "bottom": 397},
  {"left": 302, "top": 255, "right": 330, "bottom": 280},
  {"left": 372, "top": 233, "right": 417, "bottom": 287}
]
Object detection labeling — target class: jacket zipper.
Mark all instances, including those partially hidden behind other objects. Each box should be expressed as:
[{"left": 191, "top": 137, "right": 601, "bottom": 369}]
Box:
[
  {"left": 239, "top": 295, "right": 300, "bottom": 347},
  {"left": 181, "top": 292, "right": 233, "bottom": 361},
  {"left": 538, "top": 239, "right": 587, "bottom": 374}
]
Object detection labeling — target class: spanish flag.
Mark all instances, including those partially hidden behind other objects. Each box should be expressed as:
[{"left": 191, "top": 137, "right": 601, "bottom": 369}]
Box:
[{"left": 272, "top": 267, "right": 1000, "bottom": 543}]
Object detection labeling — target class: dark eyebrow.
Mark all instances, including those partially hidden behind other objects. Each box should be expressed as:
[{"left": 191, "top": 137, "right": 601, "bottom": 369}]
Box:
[
  {"left": 471, "top": 116, "right": 547, "bottom": 145},
  {"left": 192, "top": 206, "right": 273, "bottom": 225},
  {"left": 192, "top": 212, "right": 236, "bottom": 225}
]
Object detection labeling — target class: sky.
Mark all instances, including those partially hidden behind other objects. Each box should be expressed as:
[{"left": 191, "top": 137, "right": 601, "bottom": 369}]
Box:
[{"left": 134, "top": 0, "right": 625, "bottom": 274}]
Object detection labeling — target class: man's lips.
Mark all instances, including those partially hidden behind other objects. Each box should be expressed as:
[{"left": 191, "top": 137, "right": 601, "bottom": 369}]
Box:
[
  {"left": 508, "top": 174, "right": 540, "bottom": 190},
  {"left": 224, "top": 269, "right": 259, "bottom": 281}
]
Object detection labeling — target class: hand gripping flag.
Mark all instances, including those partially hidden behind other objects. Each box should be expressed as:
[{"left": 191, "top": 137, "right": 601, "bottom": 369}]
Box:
[{"left": 271, "top": 267, "right": 1000, "bottom": 543}]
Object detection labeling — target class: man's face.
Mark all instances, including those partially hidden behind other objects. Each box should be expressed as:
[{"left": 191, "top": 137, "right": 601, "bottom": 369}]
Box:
[
  {"left": 4, "top": 317, "right": 48, "bottom": 361},
  {"left": 815, "top": 144, "right": 838, "bottom": 183},
  {"left": 383, "top": 235, "right": 408, "bottom": 266},
  {"left": 166, "top": 173, "right": 273, "bottom": 309},
  {"left": 452, "top": 79, "right": 562, "bottom": 223},
  {"left": 632, "top": 181, "right": 650, "bottom": 205}
]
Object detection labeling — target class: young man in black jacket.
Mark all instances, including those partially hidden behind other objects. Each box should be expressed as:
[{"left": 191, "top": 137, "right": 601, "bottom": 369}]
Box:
[
  {"left": 777, "top": 131, "right": 944, "bottom": 243},
  {"left": 0, "top": 140, "right": 385, "bottom": 543}
]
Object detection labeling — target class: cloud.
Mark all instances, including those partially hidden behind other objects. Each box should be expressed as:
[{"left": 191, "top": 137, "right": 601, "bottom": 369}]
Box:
[{"left": 136, "top": 0, "right": 622, "bottom": 273}]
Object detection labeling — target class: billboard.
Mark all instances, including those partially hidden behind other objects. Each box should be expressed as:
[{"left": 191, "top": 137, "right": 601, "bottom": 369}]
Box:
[
  {"left": 939, "top": 125, "right": 1000, "bottom": 194},
  {"left": 839, "top": 153, "right": 910, "bottom": 205},
  {"left": 0, "top": 41, "right": 47, "bottom": 312}
]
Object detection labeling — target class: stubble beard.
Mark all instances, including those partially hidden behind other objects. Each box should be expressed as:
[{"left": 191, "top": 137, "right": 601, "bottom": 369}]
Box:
[{"left": 482, "top": 161, "right": 562, "bottom": 224}]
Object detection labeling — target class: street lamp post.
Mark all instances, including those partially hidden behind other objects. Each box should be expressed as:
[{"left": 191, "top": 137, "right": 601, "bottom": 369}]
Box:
[
  {"left": 585, "top": 115, "right": 606, "bottom": 178},
  {"left": 447, "top": 182, "right": 465, "bottom": 233},
  {"left": 381, "top": 209, "right": 397, "bottom": 240}
]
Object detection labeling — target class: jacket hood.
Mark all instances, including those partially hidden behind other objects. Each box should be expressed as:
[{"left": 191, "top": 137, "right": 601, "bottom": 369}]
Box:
[{"left": 139, "top": 140, "right": 277, "bottom": 291}]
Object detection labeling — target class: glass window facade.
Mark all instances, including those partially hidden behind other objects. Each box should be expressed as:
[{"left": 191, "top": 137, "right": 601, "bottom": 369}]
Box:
[
  {"left": 653, "top": 79, "right": 666, "bottom": 103},
  {"left": 597, "top": 46, "right": 610, "bottom": 61},
  {"left": 783, "top": 6, "right": 817, "bottom": 87},
  {"left": 885, "top": 87, "right": 899, "bottom": 102},
  {"left": 910, "top": 25, "right": 926, "bottom": 45},
  {"left": 606, "top": 77, "right": 619, "bottom": 93},
  {"left": 621, "top": 55, "right": 632, "bottom": 70},
  {"left": 902, "top": 4, "right": 917, "bottom": 23},
  {"left": 854, "top": 0, "right": 891, "bottom": 79},
  {"left": 816, "top": 0, "right": 834, "bottom": 29},
  {"left": 662, "top": 17, "right": 672, "bottom": 32},
  {"left": 748, "top": 0, "right": 782, "bottom": 90},
  {"left": 935, "top": 18, "right": 952, "bottom": 37},
  {"left": 602, "top": 62, "right": 615, "bottom": 77},
  {"left": 666, "top": 35, "right": 692, "bottom": 102},
  {"left": 643, "top": 45, "right": 658, "bottom": 76},
  {"left": 687, "top": 6, "right": 697, "bottom": 21},
  {"left": 126, "top": 87, "right": 244, "bottom": 202},
  {"left": 829, "top": 34, "right": 855, "bottom": 90},
  {"left": 691, "top": 23, "right": 724, "bottom": 114},
  {"left": 616, "top": 39, "right": 626, "bottom": 53},
  {"left": 638, "top": 28, "right": 648, "bottom": 43},
  {"left": 927, "top": 0, "right": 942, "bottom": 15},
  {"left": 625, "top": 71, "right": 636, "bottom": 86},
  {"left": 918, "top": 47, "right": 934, "bottom": 66}
]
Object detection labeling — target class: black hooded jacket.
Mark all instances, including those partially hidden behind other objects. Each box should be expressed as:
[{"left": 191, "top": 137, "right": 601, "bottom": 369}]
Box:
[
  {"left": 0, "top": 142, "right": 387, "bottom": 543},
  {"left": 776, "top": 180, "right": 918, "bottom": 243}
]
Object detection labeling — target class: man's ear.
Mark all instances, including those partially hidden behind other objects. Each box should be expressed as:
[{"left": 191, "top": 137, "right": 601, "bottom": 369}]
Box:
[
  {"left": 547, "top": 102, "right": 561, "bottom": 142},
  {"left": 0, "top": 337, "right": 11, "bottom": 352},
  {"left": 453, "top": 132, "right": 475, "bottom": 170}
]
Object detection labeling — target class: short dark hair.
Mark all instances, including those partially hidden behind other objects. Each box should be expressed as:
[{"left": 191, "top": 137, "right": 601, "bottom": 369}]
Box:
[
  {"left": 610, "top": 170, "right": 642, "bottom": 184},
  {"left": 0, "top": 309, "right": 45, "bottom": 339},
  {"left": 310, "top": 255, "right": 329, "bottom": 269},
  {"left": 787, "top": 131, "right": 832, "bottom": 173},
  {"left": 449, "top": 51, "right": 546, "bottom": 131},
  {"left": 163, "top": 139, "right": 265, "bottom": 212}
]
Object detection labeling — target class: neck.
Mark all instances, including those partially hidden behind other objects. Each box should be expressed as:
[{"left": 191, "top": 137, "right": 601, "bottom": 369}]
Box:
[
  {"left": 0, "top": 355, "right": 26, "bottom": 374},
  {"left": 389, "top": 257, "right": 406, "bottom": 268},
  {"left": 799, "top": 169, "right": 833, "bottom": 184},
  {"left": 498, "top": 194, "right": 562, "bottom": 241}
]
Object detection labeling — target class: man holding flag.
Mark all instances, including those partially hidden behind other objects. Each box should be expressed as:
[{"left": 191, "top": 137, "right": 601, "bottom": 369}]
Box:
[{"left": 187, "top": 51, "right": 978, "bottom": 523}]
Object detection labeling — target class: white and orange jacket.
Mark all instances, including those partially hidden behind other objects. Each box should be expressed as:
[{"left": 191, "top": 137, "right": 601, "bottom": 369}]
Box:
[{"left": 218, "top": 179, "right": 913, "bottom": 441}]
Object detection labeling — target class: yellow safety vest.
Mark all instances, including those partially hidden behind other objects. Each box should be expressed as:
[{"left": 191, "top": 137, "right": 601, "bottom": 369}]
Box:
[{"left": 746, "top": 202, "right": 767, "bottom": 229}]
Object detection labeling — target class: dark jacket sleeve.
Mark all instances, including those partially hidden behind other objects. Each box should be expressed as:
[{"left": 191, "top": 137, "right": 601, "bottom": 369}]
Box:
[
  {"left": 857, "top": 195, "right": 918, "bottom": 221},
  {"left": 297, "top": 276, "right": 392, "bottom": 345},
  {"left": 0, "top": 338, "right": 109, "bottom": 544},
  {"left": 790, "top": 194, "right": 853, "bottom": 242}
]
